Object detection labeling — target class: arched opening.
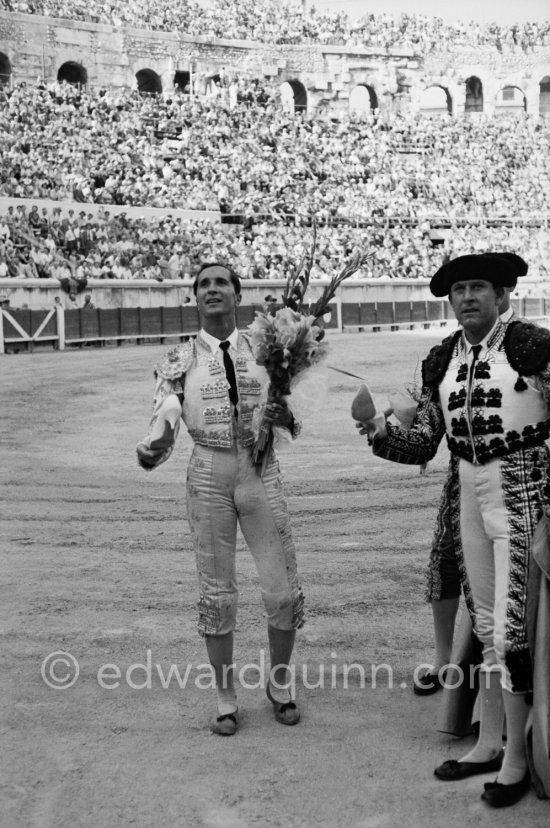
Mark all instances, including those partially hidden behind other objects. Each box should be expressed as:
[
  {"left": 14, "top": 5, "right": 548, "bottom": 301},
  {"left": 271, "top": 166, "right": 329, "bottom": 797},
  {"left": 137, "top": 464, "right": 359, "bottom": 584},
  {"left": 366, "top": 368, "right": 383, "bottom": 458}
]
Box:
[
  {"left": 173, "top": 71, "right": 190, "bottom": 94},
  {"left": 539, "top": 76, "right": 550, "bottom": 117},
  {"left": 465, "top": 76, "right": 483, "bottom": 113},
  {"left": 136, "top": 69, "right": 162, "bottom": 95},
  {"left": 495, "top": 85, "right": 526, "bottom": 114},
  {"left": 57, "top": 61, "right": 87, "bottom": 88},
  {"left": 419, "top": 85, "right": 452, "bottom": 115},
  {"left": 280, "top": 79, "right": 307, "bottom": 114},
  {"left": 349, "top": 84, "right": 378, "bottom": 116},
  {"left": 0, "top": 53, "right": 11, "bottom": 87}
]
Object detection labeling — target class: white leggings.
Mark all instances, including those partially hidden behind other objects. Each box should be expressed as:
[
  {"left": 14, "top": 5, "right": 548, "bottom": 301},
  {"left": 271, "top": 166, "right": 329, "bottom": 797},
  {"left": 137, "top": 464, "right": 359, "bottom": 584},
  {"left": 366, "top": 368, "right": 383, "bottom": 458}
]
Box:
[{"left": 458, "top": 453, "right": 542, "bottom": 693}]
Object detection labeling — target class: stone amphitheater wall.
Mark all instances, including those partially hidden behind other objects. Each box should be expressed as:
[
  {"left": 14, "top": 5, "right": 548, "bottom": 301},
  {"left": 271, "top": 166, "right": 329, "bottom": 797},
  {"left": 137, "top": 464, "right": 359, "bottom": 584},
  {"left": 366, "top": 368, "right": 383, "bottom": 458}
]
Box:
[{"left": 0, "top": 11, "right": 549, "bottom": 116}]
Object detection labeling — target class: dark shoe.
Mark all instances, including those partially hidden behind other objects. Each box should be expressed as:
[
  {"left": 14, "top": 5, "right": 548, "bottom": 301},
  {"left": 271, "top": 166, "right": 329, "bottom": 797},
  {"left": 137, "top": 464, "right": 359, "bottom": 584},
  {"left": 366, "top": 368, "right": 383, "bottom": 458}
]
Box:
[
  {"left": 434, "top": 750, "right": 504, "bottom": 780},
  {"left": 481, "top": 773, "right": 530, "bottom": 807},
  {"left": 414, "top": 669, "right": 447, "bottom": 696},
  {"left": 266, "top": 682, "right": 300, "bottom": 726},
  {"left": 211, "top": 712, "right": 238, "bottom": 736}
]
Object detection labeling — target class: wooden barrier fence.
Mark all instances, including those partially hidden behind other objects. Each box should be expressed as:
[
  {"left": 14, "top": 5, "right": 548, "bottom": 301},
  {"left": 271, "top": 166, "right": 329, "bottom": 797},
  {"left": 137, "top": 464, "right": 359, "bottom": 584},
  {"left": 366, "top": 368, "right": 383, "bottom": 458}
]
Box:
[{"left": 0, "top": 297, "right": 547, "bottom": 353}]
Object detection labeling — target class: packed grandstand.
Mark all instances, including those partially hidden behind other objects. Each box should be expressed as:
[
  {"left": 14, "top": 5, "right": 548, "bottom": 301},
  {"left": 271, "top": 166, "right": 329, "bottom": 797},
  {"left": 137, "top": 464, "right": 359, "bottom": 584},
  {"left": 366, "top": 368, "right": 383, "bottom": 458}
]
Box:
[
  {"left": 0, "top": 1, "right": 549, "bottom": 296},
  {"left": 1, "top": 1, "right": 549, "bottom": 50}
]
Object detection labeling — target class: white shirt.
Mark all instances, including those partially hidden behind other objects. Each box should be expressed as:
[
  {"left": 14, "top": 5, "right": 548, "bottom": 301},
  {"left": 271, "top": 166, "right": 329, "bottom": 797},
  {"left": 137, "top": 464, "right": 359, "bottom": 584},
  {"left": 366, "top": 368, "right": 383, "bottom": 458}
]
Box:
[
  {"left": 499, "top": 306, "right": 514, "bottom": 323},
  {"left": 462, "top": 315, "right": 501, "bottom": 365},
  {"left": 199, "top": 327, "right": 239, "bottom": 355},
  {"left": 462, "top": 307, "right": 514, "bottom": 365}
]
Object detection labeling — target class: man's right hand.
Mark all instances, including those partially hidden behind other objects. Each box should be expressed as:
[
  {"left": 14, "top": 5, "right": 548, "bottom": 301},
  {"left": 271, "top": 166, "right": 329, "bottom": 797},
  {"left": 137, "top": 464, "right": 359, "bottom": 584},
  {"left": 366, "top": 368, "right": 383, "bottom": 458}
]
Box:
[
  {"left": 136, "top": 441, "right": 165, "bottom": 469},
  {"left": 355, "top": 412, "right": 387, "bottom": 445}
]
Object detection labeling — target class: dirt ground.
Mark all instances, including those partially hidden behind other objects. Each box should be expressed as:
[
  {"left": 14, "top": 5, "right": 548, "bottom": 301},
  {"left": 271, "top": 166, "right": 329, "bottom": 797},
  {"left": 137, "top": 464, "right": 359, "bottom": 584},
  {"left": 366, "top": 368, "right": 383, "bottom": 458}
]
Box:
[{"left": 2, "top": 330, "right": 549, "bottom": 828}]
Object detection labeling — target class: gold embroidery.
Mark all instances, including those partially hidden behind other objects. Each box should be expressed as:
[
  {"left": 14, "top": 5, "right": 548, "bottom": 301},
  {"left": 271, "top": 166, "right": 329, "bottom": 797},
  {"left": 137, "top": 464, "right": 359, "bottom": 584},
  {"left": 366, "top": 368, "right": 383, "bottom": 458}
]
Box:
[
  {"left": 204, "top": 405, "right": 232, "bottom": 424},
  {"left": 207, "top": 357, "right": 224, "bottom": 376},
  {"left": 201, "top": 380, "right": 230, "bottom": 400}
]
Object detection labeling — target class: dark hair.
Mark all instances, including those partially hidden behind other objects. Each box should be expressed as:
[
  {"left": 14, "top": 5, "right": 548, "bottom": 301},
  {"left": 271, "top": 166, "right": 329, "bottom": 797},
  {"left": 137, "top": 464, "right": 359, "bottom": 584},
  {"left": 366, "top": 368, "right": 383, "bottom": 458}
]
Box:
[{"left": 193, "top": 262, "right": 241, "bottom": 296}]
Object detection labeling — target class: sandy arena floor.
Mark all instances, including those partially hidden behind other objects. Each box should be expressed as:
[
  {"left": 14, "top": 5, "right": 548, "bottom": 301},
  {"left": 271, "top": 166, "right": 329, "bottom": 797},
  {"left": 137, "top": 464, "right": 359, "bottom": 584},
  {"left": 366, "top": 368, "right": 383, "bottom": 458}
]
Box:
[{"left": 2, "top": 330, "right": 548, "bottom": 827}]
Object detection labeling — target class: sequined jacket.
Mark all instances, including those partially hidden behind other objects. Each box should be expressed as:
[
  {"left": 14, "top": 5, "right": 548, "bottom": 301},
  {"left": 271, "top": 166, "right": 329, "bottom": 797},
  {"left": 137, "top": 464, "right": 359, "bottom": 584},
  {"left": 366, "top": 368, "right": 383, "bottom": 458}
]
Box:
[
  {"left": 144, "top": 332, "right": 299, "bottom": 462},
  {"left": 373, "top": 319, "right": 550, "bottom": 466}
]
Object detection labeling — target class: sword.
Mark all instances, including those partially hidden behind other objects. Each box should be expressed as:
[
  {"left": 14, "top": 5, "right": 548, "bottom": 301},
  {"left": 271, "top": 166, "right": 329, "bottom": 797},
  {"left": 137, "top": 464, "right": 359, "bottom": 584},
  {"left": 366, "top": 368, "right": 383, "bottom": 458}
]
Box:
[{"left": 327, "top": 365, "right": 368, "bottom": 382}]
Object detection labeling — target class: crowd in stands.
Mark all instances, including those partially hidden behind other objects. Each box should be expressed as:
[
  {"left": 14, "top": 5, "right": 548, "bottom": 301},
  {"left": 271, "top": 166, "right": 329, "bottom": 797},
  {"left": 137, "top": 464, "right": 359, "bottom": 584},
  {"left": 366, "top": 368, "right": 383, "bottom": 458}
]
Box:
[
  {"left": 1, "top": 80, "right": 549, "bottom": 230},
  {"left": 0, "top": 3, "right": 548, "bottom": 295},
  {"left": 1, "top": 0, "right": 549, "bottom": 51},
  {"left": 1, "top": 199, "right": 548, "bottom": 296}
]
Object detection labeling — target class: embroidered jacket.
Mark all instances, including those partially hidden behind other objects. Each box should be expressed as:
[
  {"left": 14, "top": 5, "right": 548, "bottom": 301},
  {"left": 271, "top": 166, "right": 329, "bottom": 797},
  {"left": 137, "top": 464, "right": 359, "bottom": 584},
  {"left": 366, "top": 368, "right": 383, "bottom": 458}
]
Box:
[
  {"left": 181, "top": 333, "right": 264, "bottom": 449},
  {"left": 374, "top": 320, "right": 550, "bottom": 466},
  {"left": 143, "top": 332, "right": 300, "bottom": 462}
]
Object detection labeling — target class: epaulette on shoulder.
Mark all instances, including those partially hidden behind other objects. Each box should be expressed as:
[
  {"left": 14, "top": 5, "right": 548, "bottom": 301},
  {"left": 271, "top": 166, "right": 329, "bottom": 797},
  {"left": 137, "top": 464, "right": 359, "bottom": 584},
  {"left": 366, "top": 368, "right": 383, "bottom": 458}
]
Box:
[
  {"left": 422, "top": 330, "right": 461, "bottom": 388},
  {"left": 154, "top": 340, "right": 195, "bottom": 380},
  {"left": 505, "top": 320, "right": 550, "bottom": 377}
]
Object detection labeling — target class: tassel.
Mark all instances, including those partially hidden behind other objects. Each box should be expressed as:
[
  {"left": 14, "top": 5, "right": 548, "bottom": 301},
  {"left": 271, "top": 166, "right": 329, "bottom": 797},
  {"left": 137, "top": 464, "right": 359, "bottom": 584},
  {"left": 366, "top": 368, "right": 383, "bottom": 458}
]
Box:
[{"left": 515, "top": 375, "right": 528, "bottom": 392}]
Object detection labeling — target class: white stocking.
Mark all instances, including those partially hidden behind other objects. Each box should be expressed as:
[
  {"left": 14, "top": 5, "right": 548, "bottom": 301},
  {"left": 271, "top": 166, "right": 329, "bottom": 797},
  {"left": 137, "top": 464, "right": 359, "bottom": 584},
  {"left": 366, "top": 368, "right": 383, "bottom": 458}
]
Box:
[
  {"left": 459, "top": 667, "right": 504, "bottom": 763},
  {"left": 497, "top": 689, "right": 529, "bottom": 785}
]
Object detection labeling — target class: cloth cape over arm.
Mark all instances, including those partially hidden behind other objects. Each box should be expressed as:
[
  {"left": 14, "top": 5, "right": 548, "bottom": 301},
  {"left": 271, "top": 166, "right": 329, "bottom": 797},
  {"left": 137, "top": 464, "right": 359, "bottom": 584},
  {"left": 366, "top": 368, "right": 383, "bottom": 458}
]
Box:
[{"left": 137, "top": 342, "right": 194, "bottom": 470}]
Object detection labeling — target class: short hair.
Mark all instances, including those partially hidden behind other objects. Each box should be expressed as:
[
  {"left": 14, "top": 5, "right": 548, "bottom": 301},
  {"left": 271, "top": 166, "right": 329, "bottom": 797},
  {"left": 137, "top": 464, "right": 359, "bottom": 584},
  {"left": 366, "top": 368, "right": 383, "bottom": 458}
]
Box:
[{"left": 193, "top": 262, "right": 241, "bottom": 296}]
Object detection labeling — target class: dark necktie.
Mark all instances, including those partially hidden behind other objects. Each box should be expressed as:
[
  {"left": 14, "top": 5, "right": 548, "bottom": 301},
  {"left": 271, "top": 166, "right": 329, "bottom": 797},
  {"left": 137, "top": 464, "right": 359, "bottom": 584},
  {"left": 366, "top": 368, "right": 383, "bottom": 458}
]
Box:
[
  {"left": 220, "top": 341, "right": 239, "bottom": 412},
  {"left": 468, "top": 344, "right": 482, "bottom": 389}
]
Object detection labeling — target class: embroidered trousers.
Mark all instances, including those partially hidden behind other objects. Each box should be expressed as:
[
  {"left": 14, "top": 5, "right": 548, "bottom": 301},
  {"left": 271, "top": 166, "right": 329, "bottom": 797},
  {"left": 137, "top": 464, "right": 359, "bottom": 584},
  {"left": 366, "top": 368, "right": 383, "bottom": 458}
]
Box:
[
  {"left": 458, "top": 447, "right": 548, "bottom": 693},
  {"left": 186, "top": 442, "right": 304, "bottom": 637},
  {"left": 426, "top": 465, "right": 462, "bottom": 602}
]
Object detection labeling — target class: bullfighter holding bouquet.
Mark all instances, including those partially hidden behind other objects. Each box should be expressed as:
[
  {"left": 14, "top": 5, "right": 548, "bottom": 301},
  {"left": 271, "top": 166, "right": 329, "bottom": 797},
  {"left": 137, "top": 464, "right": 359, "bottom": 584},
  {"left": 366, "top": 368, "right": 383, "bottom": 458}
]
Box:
[
  {"left": 136, "top": 244, "right": 370, "bottom": 736},
  {"left": 249, "top": 232, "right": 372, "bottom": 470}
]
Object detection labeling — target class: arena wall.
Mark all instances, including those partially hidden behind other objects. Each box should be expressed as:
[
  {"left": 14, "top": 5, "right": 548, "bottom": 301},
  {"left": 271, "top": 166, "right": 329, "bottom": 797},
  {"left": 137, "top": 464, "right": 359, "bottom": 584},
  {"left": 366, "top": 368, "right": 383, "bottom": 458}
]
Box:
[
  {"left": 0, "top": 274, "right": 545, "bottom": 313},
  {"left": 1, "top": 276, "right": 441, "bottom": 312},
  {"left": 2, "top": 287, "right": 547, "bottom": 354},
  {"left": 1, "top": 12, "right": 549, "bottom": 116}
]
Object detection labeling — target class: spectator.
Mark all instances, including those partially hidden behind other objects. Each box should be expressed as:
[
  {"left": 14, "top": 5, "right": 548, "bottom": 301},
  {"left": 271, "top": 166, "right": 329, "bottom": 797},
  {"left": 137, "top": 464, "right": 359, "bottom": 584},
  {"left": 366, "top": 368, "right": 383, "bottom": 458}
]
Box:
[
  {"left": 5, "top": 2, "right": 548, "bottom": 50},
  {"left": 0, "top": 78, "right": 548, "bottom": 286}
]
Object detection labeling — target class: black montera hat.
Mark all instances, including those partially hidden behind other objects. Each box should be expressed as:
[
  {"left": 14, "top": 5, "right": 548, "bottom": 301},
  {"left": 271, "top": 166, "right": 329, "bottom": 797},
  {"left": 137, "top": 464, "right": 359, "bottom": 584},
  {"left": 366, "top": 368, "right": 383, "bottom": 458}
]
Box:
[
  {"left": 483, "top": 252, "right": 528, "bottom": 279},
  {"left": 430, "top": 253, "right": 527, "bottom": 297}
]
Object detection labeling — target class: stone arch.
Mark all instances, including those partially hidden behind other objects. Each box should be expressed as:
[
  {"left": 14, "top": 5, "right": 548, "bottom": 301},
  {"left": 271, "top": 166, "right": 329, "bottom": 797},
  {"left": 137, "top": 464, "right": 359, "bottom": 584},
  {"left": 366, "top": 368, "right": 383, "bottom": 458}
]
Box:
[
  {"left": 539, "top": 75, "right": 550, "bottom": 117},
  {"left": 495, "top": 85, "right": 526, "bottom": 114},
  {"left": 57, "top": 61, "right": 87, "bottom": 87},
  {"left": 173, "top": 70, "right": 190, "bottom": 94},
  {"left": 136, "top": 68, "right": 162, "bottom": 95},
  {"left": 419, "top": 85, "right": 452, "bottom": 115},
  {"left": 0, "top": 52, "right": 11, "bottom": 87},
  {"left": 280, "top": 79, "right": 307, "bottom": 114},
  {"left": 349, "top": 84, "right": 378, "bottom": 115},
  {"left": 465, "top": 76, "right": 483, "bottom": 113}
]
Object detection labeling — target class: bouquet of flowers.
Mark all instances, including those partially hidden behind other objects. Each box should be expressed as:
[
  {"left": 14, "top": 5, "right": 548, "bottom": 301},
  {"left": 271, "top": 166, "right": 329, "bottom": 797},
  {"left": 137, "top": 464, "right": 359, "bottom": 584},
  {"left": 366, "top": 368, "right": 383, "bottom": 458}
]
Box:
[{"left": 248, "top": 227, "right": 372, "bottom": 469}]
